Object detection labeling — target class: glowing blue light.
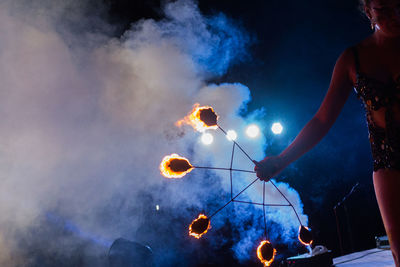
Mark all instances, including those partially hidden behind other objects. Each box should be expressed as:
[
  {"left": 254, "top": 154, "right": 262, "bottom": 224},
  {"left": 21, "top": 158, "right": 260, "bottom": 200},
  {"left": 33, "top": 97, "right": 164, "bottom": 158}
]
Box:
[
  {"left": 226, "top": 130, "right": 237, "bottom": 141},
  {"left": 271, "top": 122, "right": 283, "bottom": 135},
  {"left": 246, "top": 124, "right": 260, "bottom": 138},
  {"left": 201, "top": 133, "right": 214, "bottom": 145}
]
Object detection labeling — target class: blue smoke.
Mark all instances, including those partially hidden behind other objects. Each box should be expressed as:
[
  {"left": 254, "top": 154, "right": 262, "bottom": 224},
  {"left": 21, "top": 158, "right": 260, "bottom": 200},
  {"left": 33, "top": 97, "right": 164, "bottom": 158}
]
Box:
[
  {"left": 198, "top": 13, "right": 251, "bottom": 75},
  {"left": 159, "top": 0, "right": 251, "bottom": 76},
  {"left": 46, "top": 212, "right": 112, "bottom": 248}
]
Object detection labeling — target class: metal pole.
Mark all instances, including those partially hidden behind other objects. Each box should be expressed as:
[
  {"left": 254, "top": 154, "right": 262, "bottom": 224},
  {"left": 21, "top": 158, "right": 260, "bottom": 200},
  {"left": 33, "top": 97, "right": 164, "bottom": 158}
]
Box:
[
  {"left": 229, "top": 143, "right": 235, "bottom": 199},
  {"left": 210, "top": 178, "right": 259, "bottom": 218},
  {"left": 344, "top": 203, "right": 355, "bottom": 253},
  {"left": 334, "top": 206, "right": 344, "bottom": 255},
  {"left": 193, "top": 166, "right": 255, "bottom": 174},
  {"left": 218, "top": 126, "right": 254, "bottom": 163}
]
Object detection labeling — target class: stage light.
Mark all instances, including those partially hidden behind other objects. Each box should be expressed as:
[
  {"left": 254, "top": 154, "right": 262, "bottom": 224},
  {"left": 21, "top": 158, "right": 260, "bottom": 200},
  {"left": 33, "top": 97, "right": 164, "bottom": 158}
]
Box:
[
  {"left": 271, "top": 122, "right": 283, "bottom": 135},
  {"left": 201, "top": 133, "right": 214, "bottom": 145},
  {"left": 246, "top": 124, "right": 260, "bottom": 138},
  {"left": 226, "top": 130, "right": 237, "bottom": 141},
  {"left": 156, "top": 205, "right": 160, "bottom": 211}
]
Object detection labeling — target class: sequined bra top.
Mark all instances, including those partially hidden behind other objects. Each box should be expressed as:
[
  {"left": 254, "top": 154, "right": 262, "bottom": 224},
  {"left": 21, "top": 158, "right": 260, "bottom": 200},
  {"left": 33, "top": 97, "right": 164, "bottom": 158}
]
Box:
[{"left": 352, "top": 47, "right": 400, "bottom": 171}]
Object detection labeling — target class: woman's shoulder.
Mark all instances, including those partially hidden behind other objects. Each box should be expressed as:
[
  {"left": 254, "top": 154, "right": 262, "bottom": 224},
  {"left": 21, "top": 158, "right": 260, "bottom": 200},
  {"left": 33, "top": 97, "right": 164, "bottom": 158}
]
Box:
[
  {"left": 328, "top": 36, "right": 375, "bottom": 85},
  {"left": 342, "top": 36, "right": 376, "bottom": 70},
  {"left": 334, "top": 46, "right": 363, "bottom": 85},
  {"left": 337, "top": 36, "right": 374, "bottom": 65},
  {"left": 335, "top": 47, "right": 356, "bottom": 70}
]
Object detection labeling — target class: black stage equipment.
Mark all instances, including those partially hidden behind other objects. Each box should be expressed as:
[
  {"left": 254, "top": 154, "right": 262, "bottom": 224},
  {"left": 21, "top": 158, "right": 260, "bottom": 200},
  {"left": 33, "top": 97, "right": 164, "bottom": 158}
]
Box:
[
  {"left": 376, "top": 235, "right": 390, "bottom": 250},
  {"left": 108, "top": 238, "right": 153, "bottom": 267},
  {"left": 283, "top": 248, "right": 333, "bottom": 267},
  {"left": 334, "top": 182, "right": 359, "bottom": 255}
]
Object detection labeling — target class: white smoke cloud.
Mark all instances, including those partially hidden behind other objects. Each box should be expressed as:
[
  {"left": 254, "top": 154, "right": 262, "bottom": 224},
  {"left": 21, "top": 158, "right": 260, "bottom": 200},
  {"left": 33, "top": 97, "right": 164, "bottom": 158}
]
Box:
[{"left": 0, "top": 0, "right": 308, "bottom": 265}]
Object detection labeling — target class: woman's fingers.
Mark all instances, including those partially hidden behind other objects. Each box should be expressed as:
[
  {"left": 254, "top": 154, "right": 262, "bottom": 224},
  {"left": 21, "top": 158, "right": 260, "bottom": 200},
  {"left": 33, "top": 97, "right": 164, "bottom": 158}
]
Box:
[
  {"left": 254, "top": 156, "right": 282, "bottom": 181},
  {"left": 255, "top": 166, "right": 270, "bottom": 180},
  {"left": 253, "top": 160, "right": 259, "bottom": 170}
]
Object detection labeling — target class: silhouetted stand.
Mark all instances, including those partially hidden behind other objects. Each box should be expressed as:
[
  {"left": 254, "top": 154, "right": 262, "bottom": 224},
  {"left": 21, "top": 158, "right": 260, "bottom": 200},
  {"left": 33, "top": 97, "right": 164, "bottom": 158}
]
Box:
[{"left": 333, "top": 183, "right": 359, "bottom": 255}]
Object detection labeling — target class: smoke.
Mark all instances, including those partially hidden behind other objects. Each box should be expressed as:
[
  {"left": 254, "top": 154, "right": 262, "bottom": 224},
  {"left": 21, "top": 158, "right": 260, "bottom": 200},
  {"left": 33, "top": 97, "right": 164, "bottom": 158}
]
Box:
[{"left": 0, "top": 0, "right": 307, "bottom": 265}]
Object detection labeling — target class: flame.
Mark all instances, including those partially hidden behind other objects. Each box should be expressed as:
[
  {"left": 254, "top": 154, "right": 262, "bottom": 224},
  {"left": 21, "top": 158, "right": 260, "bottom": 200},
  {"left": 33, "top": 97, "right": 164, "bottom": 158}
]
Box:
[
  {"left": 257, "top": 240, "right": 276, "bottom": 267},
  {"left": 189, "top": 214, "right": 211, "bottom": 239},
  {"left": 160, "top": 154, "right": 193, "bottom": 178},
  {"left": 298, "top": 225, "right": 313, "bottom": 246},
  {"left": 176, "top": 103, "right": 218, "bottom": 132}
]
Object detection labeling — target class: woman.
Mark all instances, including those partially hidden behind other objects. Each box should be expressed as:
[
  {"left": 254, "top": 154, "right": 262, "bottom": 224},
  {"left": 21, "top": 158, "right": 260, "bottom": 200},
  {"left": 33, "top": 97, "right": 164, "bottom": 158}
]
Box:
[{"left": 254, "top": 0, "right": 400, "bottom": 265}]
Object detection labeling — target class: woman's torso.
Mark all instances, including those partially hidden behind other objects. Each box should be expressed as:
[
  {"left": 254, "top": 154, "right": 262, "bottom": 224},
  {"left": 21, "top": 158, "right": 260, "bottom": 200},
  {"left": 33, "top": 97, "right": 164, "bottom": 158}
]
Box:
[{"left": 352, "top": 37, "right": 400, "bottom": 171}]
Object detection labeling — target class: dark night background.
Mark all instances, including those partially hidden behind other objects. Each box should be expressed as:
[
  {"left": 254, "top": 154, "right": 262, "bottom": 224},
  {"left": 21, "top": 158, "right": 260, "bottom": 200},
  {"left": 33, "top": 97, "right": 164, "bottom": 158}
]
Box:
[
  {"left": 3, "top": 0, "right": 387, "bottom": 266},
  {"left": 100, "top": 0, "right": 384, "bottom": 263}
]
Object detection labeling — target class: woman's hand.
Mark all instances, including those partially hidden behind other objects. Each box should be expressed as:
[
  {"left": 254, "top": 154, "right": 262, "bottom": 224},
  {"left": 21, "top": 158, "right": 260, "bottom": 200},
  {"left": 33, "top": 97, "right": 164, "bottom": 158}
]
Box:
[{"left": 253, "top": 156, "right": 286, "bottom": 181}]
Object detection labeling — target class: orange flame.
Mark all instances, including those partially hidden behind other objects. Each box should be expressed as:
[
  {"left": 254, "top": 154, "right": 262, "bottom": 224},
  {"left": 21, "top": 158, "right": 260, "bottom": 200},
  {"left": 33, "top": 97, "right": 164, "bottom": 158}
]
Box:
[
  {"left": 189, "top": 214, "right": 211, "bottom": 239},
  {"left": 160, "top": 154, "right": 193, "bottom": 178},
  {"left": 257, "top": 240, "right": 276, "bottom": 267},
  {"left": 298, "top": 225, "right": 313, "bottom": 246},
  {"left": 176, "top": 103, "right": 218, "bottom": 132}
]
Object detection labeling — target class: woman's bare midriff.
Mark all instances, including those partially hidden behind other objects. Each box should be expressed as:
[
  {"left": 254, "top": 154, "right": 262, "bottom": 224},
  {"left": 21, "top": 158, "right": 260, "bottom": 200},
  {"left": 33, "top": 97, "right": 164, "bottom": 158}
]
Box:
[{"left": 369, "top": 96, "right": 400, "bottom": 129}]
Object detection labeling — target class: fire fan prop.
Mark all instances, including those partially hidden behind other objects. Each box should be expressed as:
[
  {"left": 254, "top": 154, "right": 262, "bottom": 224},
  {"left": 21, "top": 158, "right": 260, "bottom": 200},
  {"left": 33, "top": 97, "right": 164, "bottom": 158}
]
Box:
[
  {"left": 257, "top": 240, "right": 276, "bottom": 267},
  {"left": 189, "top": 214, "right": 211, "bottom": 239},
  {"left": 162, "top": 104, "right": 314, "bottom": 265}
]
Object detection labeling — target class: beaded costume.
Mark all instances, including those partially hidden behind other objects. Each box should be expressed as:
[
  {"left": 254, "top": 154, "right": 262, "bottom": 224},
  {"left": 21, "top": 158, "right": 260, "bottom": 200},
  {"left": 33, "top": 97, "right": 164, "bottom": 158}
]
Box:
[{"left": 352, "top": 47, "right": 400, "bottom": 171}]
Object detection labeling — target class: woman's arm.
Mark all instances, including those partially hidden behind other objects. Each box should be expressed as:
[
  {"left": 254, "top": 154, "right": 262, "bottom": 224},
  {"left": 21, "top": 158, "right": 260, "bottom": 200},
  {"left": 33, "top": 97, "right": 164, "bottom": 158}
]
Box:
[{"left": 255, "top": 48, "right": 356, "bottom": 180}]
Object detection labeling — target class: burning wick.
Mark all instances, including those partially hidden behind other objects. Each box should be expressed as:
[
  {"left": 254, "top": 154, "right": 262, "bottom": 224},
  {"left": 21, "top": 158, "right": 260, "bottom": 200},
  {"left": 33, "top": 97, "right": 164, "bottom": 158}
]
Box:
[
  {"left": 298, "top": 225, "right": 313, "bottom": 246},
  {"left": 199, "top": 107, "right": 218, "bottom": 127},
  {"left": 189, "top": 214, "right": 211, "bottom": 239},
  {"left": 257, "top": 240, "right": 276, "bottom": 267},
  {"left": 160, "top": 154, "right": 193, "bottom": 178},
  {"left": 176, "top": 104, "right": 218, "bottom": 132}
]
